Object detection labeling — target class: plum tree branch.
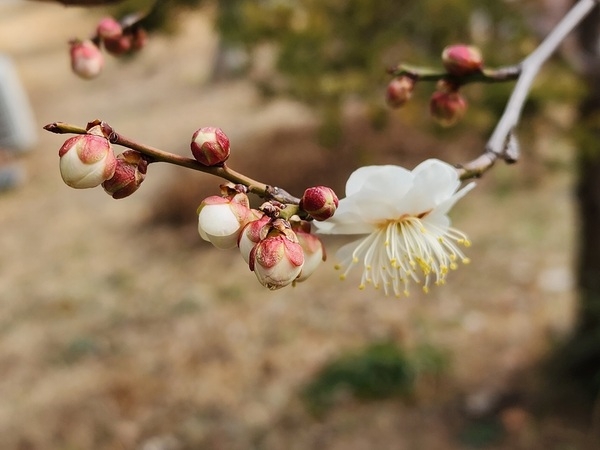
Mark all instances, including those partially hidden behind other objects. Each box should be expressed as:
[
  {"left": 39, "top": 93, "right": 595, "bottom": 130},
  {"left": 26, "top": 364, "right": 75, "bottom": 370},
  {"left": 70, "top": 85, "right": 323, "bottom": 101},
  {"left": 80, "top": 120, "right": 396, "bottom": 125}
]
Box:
[
  {"left": 27, "top": 0, "right": 124, "bottom": 5},
  {"left": 457, "top": 0, "right": 599, "bottom": 180},
  {"left": 44, "top": 121, "right": 301, "bottom": 205}
]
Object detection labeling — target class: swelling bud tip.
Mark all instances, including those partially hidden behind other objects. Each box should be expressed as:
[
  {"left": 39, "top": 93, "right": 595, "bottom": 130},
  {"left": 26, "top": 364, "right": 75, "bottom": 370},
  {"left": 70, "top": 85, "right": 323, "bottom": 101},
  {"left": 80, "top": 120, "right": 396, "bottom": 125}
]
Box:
[
  {"left": 442, "top": 44, "right": 483, "bottom": 76},
  {"left": 191, "top": 127, "right": 231, "bottom": 166},
  {"left": 300, "top": 186, "right": 339, "bottom": 221},
  {"left": 58, "top": 128, "right": 117, "bottom": 189},
  {"left": 70, "top": 40, "right": 103, "bottom": 80},
  {"left": 102, "top": 150, "right": 148, "bottom": 199},
  {"left": 430, "top": 91, "right": 467, "bottom": 127},
  {"left": 386, "top": 76, "right": 415, "bottom": 108}
]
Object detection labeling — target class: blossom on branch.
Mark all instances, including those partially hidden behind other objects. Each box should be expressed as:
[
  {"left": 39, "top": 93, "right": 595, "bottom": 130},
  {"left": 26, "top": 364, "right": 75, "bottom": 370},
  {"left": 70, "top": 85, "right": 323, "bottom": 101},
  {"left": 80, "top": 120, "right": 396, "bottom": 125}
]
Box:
[{"left": 315, "top": 159, "right": 474, "bottom": 297}]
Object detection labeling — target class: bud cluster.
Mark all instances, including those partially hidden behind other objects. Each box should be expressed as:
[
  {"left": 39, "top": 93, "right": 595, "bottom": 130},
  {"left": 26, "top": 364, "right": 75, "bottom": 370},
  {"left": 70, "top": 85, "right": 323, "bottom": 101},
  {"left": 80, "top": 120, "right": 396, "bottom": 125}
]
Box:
[
  {"left": 197, "top": 185, "right": 328, "bottom": 290},
  {"left": 69, "top": 16, "right": 148, "bottom": 79},
  {"left": 56, "top": 123, "right": 337, "bottom": 290},
  {"left": 57, "top": 122, "right": 147, "bottom": 198},
  {"left": 387, "top": 44, "right": 485, "bottom": 127}
]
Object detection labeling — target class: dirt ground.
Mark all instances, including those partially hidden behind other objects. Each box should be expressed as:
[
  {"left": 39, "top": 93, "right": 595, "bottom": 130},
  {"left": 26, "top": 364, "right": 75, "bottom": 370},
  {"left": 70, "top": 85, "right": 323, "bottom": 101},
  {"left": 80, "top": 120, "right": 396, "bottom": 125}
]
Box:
[{"left": 0, "top": 2, "right": 589, "bottom": 450}]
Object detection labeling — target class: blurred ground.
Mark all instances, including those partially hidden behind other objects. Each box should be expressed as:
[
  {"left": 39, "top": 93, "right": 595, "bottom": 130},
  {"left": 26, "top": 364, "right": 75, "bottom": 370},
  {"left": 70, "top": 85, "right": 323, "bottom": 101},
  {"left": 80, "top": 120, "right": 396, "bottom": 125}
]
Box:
[{"left": 0, "top": 2, "right": 589, "bottom": 450}]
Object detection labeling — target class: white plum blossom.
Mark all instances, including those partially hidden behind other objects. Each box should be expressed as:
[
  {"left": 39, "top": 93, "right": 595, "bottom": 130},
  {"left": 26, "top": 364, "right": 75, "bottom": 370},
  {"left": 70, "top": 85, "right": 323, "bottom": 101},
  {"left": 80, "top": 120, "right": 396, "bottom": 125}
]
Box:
[{"left": 315, "top": 159, "right": 475, "bottom": 297}]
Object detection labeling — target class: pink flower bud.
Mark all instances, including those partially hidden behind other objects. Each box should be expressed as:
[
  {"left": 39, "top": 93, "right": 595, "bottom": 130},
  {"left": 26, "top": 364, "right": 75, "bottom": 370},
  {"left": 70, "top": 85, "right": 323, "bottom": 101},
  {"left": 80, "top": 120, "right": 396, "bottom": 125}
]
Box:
[
  {"left": 190, "top": 127, "right": 231, "bottom": 166},
  {"left": 386, "top": 76, "right": 415, "bottom": 108},
  {"left": 97, "top": 17, "right": 122, "bottom": 40},
  {"left": 103, "top": 34, "right": 133, "bottom": 56},
  {"left": 238, "top": 214, "right": 271, "bottom": 263},
  {"left": 58, "top": 132, "right": 117, "bottom": 189},
  {"left": 102, "top": 150, "right": 148, "bottom": 199},
  {"left": 70, "top": 40, "right": 104, "bottom": 80},
  {"left": 442, "top": 44, "right": 483, "bottom": 76},
  {"left": 250, "top": 234, "right": 305, "bottom": 290},
  {"left": 197, "top": 193, "right": 256, "bottom": 249},
  {"left": 293, "top": 221, "right": 325, "bottom": 283},
  {"left": 429, "top": 91, "right": 467, "bottom": 127},
  {"left": 131, "top": 28, "right": 148, "bottom": 52},
  {"left": 300, "top": 186, "right": 339, "bottom": 221}
]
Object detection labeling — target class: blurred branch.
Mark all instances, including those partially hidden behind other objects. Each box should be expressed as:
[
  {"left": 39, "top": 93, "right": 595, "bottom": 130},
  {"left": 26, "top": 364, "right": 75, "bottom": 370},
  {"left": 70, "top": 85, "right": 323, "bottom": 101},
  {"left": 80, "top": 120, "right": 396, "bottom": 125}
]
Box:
[
  {"left": 27, "top": 0, "right": 124, "bottom": 5},
  {"left": 457, "top": 0, "right": 599, "bottom": 180}
]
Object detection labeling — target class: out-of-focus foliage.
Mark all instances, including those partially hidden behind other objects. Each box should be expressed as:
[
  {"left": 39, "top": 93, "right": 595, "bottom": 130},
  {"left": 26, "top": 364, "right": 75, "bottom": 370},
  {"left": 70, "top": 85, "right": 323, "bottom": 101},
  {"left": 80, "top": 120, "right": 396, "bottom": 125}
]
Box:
[
  {"left": 214, "top": 1, "right": 530, "bottom": 134},
  {"left": 106, "top": 1, "right": 582, "bottom": 145},
  {"left": 301, "top": 341, "right": 449, "bottom": 416}
]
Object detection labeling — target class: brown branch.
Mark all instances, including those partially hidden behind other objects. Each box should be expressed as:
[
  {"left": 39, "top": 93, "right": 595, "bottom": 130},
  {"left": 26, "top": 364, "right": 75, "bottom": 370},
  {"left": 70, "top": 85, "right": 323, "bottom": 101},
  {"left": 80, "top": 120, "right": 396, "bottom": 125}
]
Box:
[
  {"left": 44, "top": 121, "right": 302, "bottom": 205},
  {"left": 27, "top": 0, "right": 124, "bottom": 5}
]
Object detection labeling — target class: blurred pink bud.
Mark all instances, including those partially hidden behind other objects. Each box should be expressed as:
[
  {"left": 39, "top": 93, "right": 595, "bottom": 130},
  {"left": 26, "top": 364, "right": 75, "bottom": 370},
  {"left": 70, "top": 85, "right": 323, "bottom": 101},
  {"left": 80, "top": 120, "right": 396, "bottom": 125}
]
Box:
[
  {"left": 191, "top": 127, "right": 231, "bottom": 166},
  {"left": 103, "top": 34, "right": 133, "bottom": 56},
  {"left": 300, "top": 186, "right": 339, "bottom": 221},
  {"left": 238, "top": 214, "right": 271, "bottom": 263},
  {"left": 385, "top": 76, "right": 415, "bottom": 108},
  {"left": 197, "top": 193, "right": 255, "bottom": 249},
  {"left": 250, "top": 234, "right": 305, "bottom": 290},
  {"left": 131, "top": 28, "right": 148, "bottom": 51},
  {"left": 58, "top": 132, "right": 117, "bottom": 189},
  {"left": 70, "top": 40, "right": 103, "bottom": 80},
  {"left": 442, "top": 44, "right": 483, "bottom": 76},
  {"left": 97, "top": 17, "right": 122, "bottom": 40},
  {"left": 429, "top": 91, "right": 467, "bottom": 127},
  {"left": 293, "top": 222, "right": 325, "bottom": 283},
  {"left": 102, "top": 150, "right": 148, "bottom": 199}
]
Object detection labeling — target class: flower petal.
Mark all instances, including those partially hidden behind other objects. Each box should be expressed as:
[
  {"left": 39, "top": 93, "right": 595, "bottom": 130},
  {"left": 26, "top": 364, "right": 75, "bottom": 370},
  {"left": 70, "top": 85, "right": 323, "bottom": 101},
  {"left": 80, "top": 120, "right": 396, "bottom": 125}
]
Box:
[{"left": 345, "top": 165, "right": 412, "bottom": 197}]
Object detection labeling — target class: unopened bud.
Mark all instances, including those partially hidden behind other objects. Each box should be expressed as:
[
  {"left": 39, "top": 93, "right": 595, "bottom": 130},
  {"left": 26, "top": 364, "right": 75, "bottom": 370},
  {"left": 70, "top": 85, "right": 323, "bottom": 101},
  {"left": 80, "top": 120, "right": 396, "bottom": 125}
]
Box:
[
  {"left": 429, "top": 91, "right": 467, "bottom": 127},
  {"left": 300, "top": 186, "right": 339, "bottom": 221},
  {"left": 250, "top": 233, "right": 304, "bottom": 290},
  {"left": 102, "top": 150, "right": 148, "bottom": 199},
  {"left": 442, "top": 44, "right": 483, "bottom": 76},
  {"left": 58, "top": 131, "right": 117, "bottom": 189},
  {"left": 103, "top": 34, "right": 133, "bottom": 56},
  {"left": 238, "top": 214, "right": 271, "bottom": 263},
  {"left": 70, "top": 40, "right": 103, "bottom": 80},
  {"left": 293, "top": 221, "right": 325, "bottom": 283},
  {"left": 131, "top": 28, "right": 148, "bottom": 52},
  {"left": 386, "top": 76, "right": 415, "bottom": 108},
  {"left": 97, "top": 17, "right": 122, "bottom": 40},
  {"left": 191, "top": 127, "right": 231, "bottom": 166},
  {"left": 197, "top": 193, "right": 256, "bottom": 249}
]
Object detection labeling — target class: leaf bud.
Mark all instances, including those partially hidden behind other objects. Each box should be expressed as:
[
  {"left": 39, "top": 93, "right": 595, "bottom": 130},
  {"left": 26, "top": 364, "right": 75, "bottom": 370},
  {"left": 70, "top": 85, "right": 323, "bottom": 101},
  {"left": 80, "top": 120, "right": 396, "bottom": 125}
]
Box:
[
  {"left": 442, "top": 44, "right": 483, "bottom": 76},
  {"left": 429, "top": 91, "right": 467, "bottom": 127},
  {"left": 69, "top": 40, "right": 103, "bottom": 80},
  {"left": 58, "top": 130, "right": 117, "bottom": 189},
  {"left": 190, "top": 127, "right": 231, "bottom": 166},
  {"left": 385, "top": 76, "right": 415, "bottom": 108},
  {"left": 300, "top": 186, "right": 339, "bottom": 221},
  {"left": 102, "top": 150, "right": 148, "bottom": 199}
]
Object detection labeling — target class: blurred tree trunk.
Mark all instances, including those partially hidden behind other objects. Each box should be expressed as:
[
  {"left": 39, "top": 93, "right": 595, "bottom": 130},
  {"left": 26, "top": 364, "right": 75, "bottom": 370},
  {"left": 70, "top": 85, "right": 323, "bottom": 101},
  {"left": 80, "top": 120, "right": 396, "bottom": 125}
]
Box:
[{"left": 553, "top": 2, "right": 600, "bottom": 398}]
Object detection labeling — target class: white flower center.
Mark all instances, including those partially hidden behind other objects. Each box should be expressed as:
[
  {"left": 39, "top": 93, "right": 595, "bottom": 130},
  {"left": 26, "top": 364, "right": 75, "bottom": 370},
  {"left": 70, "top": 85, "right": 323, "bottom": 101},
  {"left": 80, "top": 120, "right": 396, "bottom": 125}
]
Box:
[{"left": 334, "top": 214, "right": 471, "bottom": 297}]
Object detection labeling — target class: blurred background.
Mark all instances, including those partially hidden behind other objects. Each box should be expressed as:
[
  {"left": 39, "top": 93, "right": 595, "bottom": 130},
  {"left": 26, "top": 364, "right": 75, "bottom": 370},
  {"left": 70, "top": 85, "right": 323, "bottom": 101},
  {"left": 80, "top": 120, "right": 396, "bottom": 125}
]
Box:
[{"left": 0, "top": 0, "right": 596, "bottom": 448}]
